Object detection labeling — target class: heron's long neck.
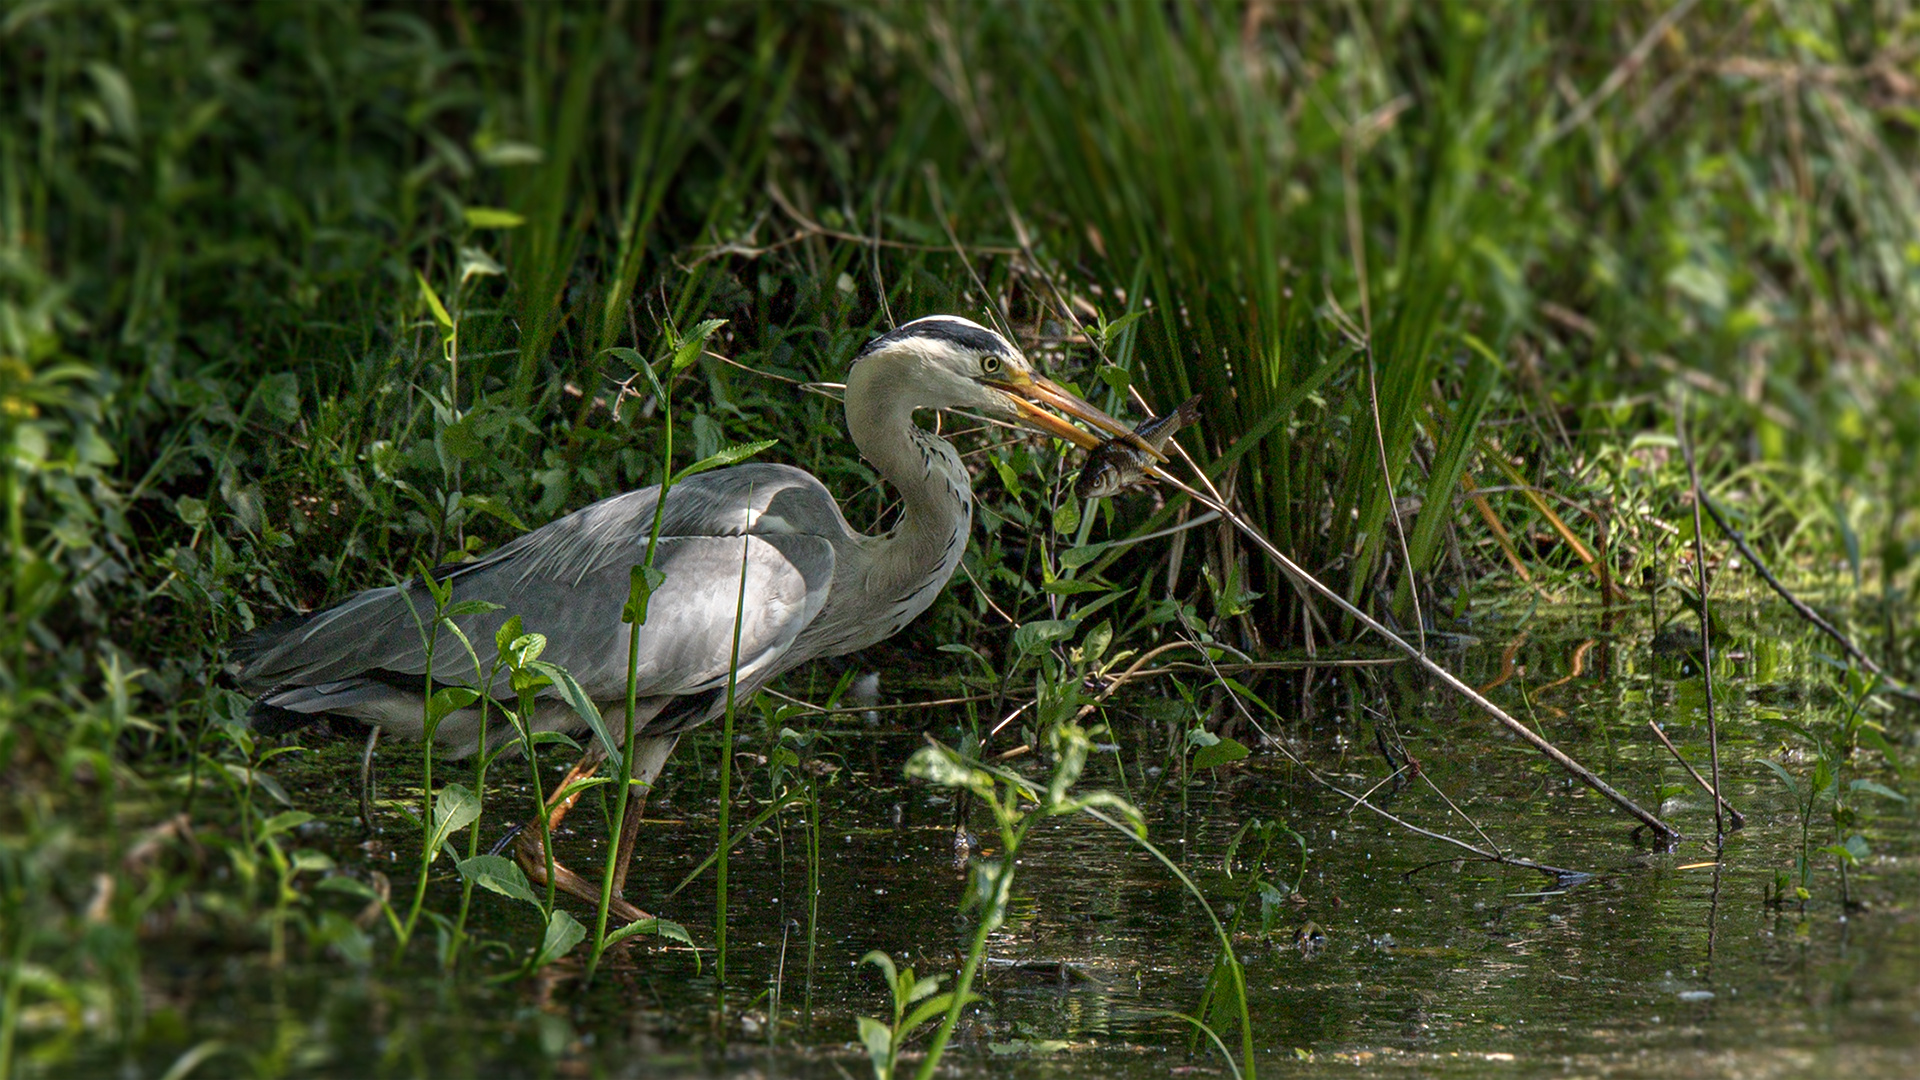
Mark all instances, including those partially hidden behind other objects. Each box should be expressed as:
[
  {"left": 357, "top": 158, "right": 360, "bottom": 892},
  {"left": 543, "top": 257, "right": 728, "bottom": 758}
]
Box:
[{"left": 845, "top": 368, "right": 973, "bottom": 603}]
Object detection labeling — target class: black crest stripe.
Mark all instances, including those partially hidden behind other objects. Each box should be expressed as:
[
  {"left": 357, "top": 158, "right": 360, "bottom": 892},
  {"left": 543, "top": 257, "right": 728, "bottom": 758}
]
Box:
[{"left": 854, "top": 317, "right": 1014, "bottom": 362}]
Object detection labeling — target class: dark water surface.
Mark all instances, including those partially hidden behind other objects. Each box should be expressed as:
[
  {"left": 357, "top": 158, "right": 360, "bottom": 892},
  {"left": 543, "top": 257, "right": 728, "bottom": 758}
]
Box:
[{"left": 82, "top": 608, "right": 1920, "bottom": 1077}]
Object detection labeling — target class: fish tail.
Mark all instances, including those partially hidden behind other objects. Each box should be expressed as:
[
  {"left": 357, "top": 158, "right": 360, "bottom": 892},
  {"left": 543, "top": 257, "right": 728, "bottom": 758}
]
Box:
[{"left": 1174, "top": 394, "right": 1202, "bottom": 425}]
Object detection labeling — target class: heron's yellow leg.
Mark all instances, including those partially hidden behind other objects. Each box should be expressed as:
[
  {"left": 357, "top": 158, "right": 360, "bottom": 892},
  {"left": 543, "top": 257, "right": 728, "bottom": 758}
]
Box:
[
  {"left": 512, "top": 744, "right": 653, "bottom": 923},
  {"left": 609, "top": 735, "right": 679, "bottom": 902}
]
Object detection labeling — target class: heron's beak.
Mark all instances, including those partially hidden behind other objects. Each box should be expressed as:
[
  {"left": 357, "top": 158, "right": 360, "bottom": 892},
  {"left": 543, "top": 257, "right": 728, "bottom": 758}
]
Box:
[{"left": 988, "top": 371, "right": 1138, "bottom": 452}]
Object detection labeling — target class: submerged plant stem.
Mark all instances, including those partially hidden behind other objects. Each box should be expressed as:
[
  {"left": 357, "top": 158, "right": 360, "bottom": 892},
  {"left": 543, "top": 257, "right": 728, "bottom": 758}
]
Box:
[{"left": 1677, "top": 397, "right": 1725, "bottom": 837}]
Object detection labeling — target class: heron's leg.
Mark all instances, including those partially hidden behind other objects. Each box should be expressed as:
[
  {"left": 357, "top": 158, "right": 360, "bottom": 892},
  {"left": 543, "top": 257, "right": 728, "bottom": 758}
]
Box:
[
  {"left": 543, "top": 743, "right": 610, "bottom": 829},
  {"left": 511, "top": 744, "right": 652, "bottom": 924},
  {"left": 358, "top": 727, "right": 381, "bottom": 833},
  {"left": 610, "top": 734, "right": 680, "bottom": 902},
  {"left": 486, "top": 744, "right": 607, "bottom": 856}
]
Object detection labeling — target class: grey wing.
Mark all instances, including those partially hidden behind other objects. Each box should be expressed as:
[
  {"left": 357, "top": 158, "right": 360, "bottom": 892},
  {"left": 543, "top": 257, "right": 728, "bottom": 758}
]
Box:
[{"left": 233, "top": 464, "right": 846, "bottom": 708}]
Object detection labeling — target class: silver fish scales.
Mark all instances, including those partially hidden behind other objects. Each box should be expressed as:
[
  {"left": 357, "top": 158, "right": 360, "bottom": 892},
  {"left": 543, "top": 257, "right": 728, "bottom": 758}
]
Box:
[{"left": 1073, "top": 395, "right": 1201, "bottom": 500}]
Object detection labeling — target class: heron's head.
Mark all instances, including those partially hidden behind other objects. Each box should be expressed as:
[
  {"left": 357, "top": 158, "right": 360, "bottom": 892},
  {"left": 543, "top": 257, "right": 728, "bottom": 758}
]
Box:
[{"left": 850, "top": 315, "right": 1130, "bottom": 449}]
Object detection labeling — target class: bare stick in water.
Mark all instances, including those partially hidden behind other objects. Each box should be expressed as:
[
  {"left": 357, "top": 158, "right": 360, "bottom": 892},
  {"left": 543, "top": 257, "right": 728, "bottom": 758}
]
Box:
[
  {"left": 1697, "top": 490, "right": 1920, "bottom": 704},
  {"left": 1141, "top": 461, "right": 1682, "bottom": 843},
  {"left": 1677, "top": 397, "right": 1726, "bottom": 838},
  {"left": 1647, "top": 720, "right": 1745, "bottom": 828}
]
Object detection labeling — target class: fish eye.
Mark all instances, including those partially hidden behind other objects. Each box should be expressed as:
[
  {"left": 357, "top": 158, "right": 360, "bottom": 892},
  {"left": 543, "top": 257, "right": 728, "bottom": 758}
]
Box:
[{"left": 980, "top": 354, "right": 1002, "bottom": 375}]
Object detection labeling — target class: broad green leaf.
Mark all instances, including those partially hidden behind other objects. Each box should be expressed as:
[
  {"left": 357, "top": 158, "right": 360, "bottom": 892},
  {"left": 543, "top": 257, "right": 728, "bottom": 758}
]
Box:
[
  {"left": 904, "top": 746, "right": 992, "bottom": 798},
  {"left": 623, "top": 564, "right": 667, "bottom": 625},
  {"left": 258, "top": 810, "right": 314, "bottom": 842},
  {"left": 318, "top": 911, "right": 374, "bottom": 967},
  {"left": 443, "top": 599, "right": 502, "bottom": 619},
  {"left": 457, "top": 854, "right": 539, "bottom": 906},
  {"left": 290, "top": 849, "right": 334, "bottom": 874},
  {"left": 528, "top": 659, "right": 615, "bottom": 759},
  {"left": 673, "top": 439, "right": 777, "bottom": 483},
  {"left": 315, "top": 875, "right": 378, "bottom": 900},
  {"left": 1051, "top": 498, "right": 1080, "bottom": 535},
  {"left": 671, "top": 318, "right": 728, "bottom": 372},
  {"left": 462, "top": 206, "right": 526, "bottom": 229},
  {"left": 1042, "top": 577, "right": 1107, "bottom": 596},
  {"left": 1757, "top": 715, "right": 1818, "bottom": 745},
  {"left": 1850, "top": 778, "right": 1908, "bottom": 803},
  {"left": 1080, "top": 620, "right": 1113, "bottom": 665},
  {"left": 83, "top": 60, "right": 137, "bottom": 139},
  {"left": 424, "top": 567, "right": 456, "bottom": 611},
  {"left": 856, "top": 1016, "right": 892, "bottom": 1074},
  {"left": 223, "top": 764, "right": 293, "bottom": 807},
  {"left": 1059, "top": 542, "right": 1110, "bottom": 569},
  {"left": 989, "top": 452, "right": 1022, "bottom": 499},
  {"left": 860, "top": 950, "right": 899, "bottom": 989},
  {"left": 535, "top": 909, "right": 586, "bottom": 966},
  {"left": 459, "top": 494, "right": 527, "bottom": 532},
  {"left": 903, "top": 990, "right": 978, "bottom": 1040},
  {"left": 1096, "top": 309, "right": 1147, "bottom": 347},
  {"left": 261, "top": 372, "right": 301, "bottom": 422},
  {"left": 526, "top": 731, "right": 582, "bottom": 751},
  {"left": 1856, "top": 724, "right": 1900, "bottom": 764},
  {"left": 1812, "top": 758, "right": 1836, "bottom": 799},
  {"left": 1756, "top": 757, "right": 1801, "bottom": 798},
  {"left": 457, "top": 244, "right": 504, "bottom": 283},
  {"left": 1046, "top": 726, "right": 1089, "bottom": 806},
  {"left": 1192, "top": 736, "right": 1250, "bottom": 770},
  {"left": 509, "top": 668, "right": 553, "bottom": 696},
  {"left": 439, "top": 414, "right": 484, "bottom": 461},
  {"left": 936, "top": 642, "right": 992, "bottom": 674},
  {"left": 415, "top": 269, "right": 453, "bottom": 331},
  {"left": 1012, "top": 618, "right": 1079, "bottom": 656},
  {"left": 905, "top": 974, "right": 941, "bottom": 1006},
  {"left": 1065, "top": 792, "right": 1149, "bottom": 838},
  {"left": 474, "top": 137, "right": 543, "bottom": 166},
  {"left": 507, "top": 632, "right": 547, "bottom": 668},
  {"left": 603, "top": 916, "right": 697, "bottom": 958},
  {"left": 427, "top": 783, "right": 480, "bottom": 862},
  {"left": 494, "top": 615, "right": 524, "bottom": 659},
  {"left": 605, "top": 345, "right": 647, "bottom": 373},
  {"left": 426, "top": 686, "right": 481, "bottom": 726},
  {"left": 546, "top": 775, "right": 612, "bottom": 806},
  {"left": 607, "top": 346, "right": 667, "bottom": 404}
]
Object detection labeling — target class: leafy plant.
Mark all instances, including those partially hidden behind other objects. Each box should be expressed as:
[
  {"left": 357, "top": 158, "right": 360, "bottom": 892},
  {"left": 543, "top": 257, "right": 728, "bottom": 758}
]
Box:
[
  {"left": 1759, "top": 667, "right": 1907, "bottom": 908},
  {"left": 855, "top": 950, "right": 975, "bottom": 1080}
]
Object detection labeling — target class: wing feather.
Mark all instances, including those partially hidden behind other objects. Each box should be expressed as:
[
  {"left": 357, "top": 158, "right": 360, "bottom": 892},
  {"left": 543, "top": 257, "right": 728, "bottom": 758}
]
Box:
[{"left": 234, "top": 464, "right": 845, "bottom": 711}]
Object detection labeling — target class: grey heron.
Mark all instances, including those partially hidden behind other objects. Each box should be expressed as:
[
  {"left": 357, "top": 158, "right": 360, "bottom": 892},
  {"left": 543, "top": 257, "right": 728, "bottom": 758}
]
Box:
[{"left": 231, "top": 316, "right": 1132, "bottom": 921}]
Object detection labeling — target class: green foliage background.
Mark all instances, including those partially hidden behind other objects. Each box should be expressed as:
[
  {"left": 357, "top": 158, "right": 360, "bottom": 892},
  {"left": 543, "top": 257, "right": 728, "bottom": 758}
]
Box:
[
  {"left": 2, "top": 0, "right": 1918, "bottom": 1072},
  {"left": 4, "top": 2, "right": 1916, "bottom": 669}
]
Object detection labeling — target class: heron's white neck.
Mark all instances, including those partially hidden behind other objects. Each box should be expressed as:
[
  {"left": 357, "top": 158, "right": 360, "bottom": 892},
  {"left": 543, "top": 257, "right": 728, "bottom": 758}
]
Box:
[{"left": 844, "top": 357, "right": 973, "bottom": 606}]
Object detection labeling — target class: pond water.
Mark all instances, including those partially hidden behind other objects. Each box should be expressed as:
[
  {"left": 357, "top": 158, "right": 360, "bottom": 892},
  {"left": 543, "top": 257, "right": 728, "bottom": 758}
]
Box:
[{"left": 66, "top": 604, "right": 1920, "bottom": 1077}]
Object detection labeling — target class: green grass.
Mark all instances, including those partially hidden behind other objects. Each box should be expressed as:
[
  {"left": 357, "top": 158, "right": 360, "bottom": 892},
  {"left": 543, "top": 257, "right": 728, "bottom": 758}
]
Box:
[{"left": 1, "top": 1, "right": 1916, "bottom": 1075}]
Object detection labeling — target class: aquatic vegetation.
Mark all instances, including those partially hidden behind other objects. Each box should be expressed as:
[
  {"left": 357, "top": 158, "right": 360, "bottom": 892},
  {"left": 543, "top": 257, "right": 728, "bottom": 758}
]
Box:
[{"left": 854, "top": 949, "right": 973, "bottom": 1080}]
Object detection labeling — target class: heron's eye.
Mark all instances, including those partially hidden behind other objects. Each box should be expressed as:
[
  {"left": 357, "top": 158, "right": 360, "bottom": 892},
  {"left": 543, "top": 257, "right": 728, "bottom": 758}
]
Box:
[{"left": 980, "top": 355, "right": 1003, "bottom": 375}]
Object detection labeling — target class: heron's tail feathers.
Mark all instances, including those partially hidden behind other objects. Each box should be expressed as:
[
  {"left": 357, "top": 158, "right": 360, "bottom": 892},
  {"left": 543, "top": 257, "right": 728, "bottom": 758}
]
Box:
[
  {"left": 229, "top": 585, "right": 432, "bottom": 692},
  {"left": 251, "top": 677, "right": 428, "bottom": 732},
  {"left": 228, "top": 610, "right": 323, "bottom": 673}
]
